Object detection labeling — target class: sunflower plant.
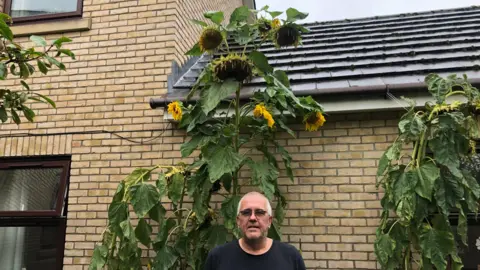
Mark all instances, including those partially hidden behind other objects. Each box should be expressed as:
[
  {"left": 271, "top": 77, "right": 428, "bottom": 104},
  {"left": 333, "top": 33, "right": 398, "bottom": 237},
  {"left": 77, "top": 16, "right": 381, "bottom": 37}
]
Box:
[
  {"left": 375, "top": 73, "right": 480, "bottom": 269},
  {"left": 89, "top": 5, "right": 325, "bottom": 270}
]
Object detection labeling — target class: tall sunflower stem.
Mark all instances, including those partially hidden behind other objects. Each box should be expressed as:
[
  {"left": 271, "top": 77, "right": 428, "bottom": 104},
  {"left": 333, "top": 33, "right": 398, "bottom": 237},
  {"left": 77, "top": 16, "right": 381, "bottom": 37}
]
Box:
[{"left": 233, "top": 85, "right": 242, "bottom": 195}]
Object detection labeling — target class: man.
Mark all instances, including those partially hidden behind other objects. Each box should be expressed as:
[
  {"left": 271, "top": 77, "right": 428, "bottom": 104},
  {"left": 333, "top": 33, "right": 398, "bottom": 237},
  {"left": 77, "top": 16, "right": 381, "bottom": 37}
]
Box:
[{"left": 204, "top": 191, "right": 306, "bottom": 270}]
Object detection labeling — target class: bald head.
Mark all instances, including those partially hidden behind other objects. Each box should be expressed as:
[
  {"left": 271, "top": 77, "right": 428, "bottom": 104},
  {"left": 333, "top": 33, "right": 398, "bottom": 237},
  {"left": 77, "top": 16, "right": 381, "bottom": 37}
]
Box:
[{"left": 236, "top": 191, "right": 272, "bottom": 216}]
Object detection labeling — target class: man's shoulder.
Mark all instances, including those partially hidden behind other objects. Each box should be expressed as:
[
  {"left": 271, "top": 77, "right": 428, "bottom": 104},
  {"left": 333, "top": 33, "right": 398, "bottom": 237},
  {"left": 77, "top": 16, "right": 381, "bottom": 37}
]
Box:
[
  {"left": 273, "top": 241, "right": 302, "bottom": 257},
  {"left": 209, "top": 239, "right": 239, "bottom": 256}
]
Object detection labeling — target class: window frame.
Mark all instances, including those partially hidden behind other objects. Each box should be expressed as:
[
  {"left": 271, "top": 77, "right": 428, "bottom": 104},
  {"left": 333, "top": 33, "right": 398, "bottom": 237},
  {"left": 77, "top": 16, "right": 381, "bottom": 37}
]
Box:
[
  {"left": 0, "top": 157, "right": 70, "bottom": 217},
  {"left": 4, "top": 0, "right": 83, "bottom": 24}
]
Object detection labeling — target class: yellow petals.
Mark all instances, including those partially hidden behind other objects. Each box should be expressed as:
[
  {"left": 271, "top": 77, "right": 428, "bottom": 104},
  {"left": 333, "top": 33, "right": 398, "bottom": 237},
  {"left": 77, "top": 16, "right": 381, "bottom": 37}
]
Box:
[
  {"left": 167, "top": 101, "right": 183, "bottom": 121},
  {"left": 271, "top": 18, "right": 281, "bottom": 29},
  {"left": 253, "top": 103, "right": 275, "bottom": 128},
  {"left": 304, "top": 111, "right": 326, "bottom": 132}
]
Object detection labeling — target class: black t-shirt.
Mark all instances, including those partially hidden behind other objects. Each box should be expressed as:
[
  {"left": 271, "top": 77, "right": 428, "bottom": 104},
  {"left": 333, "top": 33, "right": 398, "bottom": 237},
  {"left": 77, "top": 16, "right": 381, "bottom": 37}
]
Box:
[{"left": 204, "top": 240, "right": 306, "bottom": 270}]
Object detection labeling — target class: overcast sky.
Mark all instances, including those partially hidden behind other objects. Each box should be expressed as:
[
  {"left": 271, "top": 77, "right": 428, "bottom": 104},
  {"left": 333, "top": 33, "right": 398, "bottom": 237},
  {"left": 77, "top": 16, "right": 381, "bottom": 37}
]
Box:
[{"left": 255, "top": 0, "right": 480, "bottom": 22}]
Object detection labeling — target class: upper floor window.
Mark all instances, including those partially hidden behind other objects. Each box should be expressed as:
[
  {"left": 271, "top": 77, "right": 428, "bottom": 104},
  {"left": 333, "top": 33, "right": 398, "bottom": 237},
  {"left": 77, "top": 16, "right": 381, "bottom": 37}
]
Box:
[{"left": 5, "top": 0, "right": 83, "bottom": 23}]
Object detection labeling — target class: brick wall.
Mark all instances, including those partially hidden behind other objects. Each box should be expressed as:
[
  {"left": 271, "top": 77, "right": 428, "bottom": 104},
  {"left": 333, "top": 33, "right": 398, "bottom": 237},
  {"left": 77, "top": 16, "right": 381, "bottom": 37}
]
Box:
[{"left": 0, "top": 0, "right": 401, "bottom": 269}]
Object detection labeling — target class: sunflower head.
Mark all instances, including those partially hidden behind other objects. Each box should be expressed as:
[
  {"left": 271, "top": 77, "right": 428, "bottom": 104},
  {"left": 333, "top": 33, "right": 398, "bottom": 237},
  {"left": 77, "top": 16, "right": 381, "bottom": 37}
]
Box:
[
  {"left": 199, "top": 26, "right": 223, "bottom": 53},
  {"left": 211, "top": 53, "right": 253, "bottom": 82},
  {"left": 253, "top": 103, "right": 275, "bottom": 128},
  {"left": 167, "top": 101, "right": 183, "bottom": 121},
  {"left": 257, "top": 18, "right": 272, "bottom": 34},
  {"left": 274, "top": 24, "right": 301, "bottom": 47},
  {"left": 304, "top": 111, "right": 326, "bottom": 131}
]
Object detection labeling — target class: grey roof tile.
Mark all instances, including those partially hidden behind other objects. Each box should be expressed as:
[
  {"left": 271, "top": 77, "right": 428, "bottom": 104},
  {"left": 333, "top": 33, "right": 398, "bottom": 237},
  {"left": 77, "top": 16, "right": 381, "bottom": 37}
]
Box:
[{"left": 165, "top": 6, "right": 480, "bottom": 99}]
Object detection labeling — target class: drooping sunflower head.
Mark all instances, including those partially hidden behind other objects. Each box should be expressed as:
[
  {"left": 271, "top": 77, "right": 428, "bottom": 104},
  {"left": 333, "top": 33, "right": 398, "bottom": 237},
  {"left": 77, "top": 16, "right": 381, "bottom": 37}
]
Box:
[
  {"left": 304, "top": 111, "right": 326, "bottom": 131},
  {"left": 167, "top": 101, "right": 183, "bottom": 121},
  {"left": 198, "top": 26, "right": 223, "bottom": 53},
  {"left": 253, "top": 103, "right": 275, "bottom": 128},
  {"left": 274, "top": 24, "right": 301, "bottom": 47},
  {"left": 211, "top": 53, "right": 253, "bottom": 82},
  {"left": 257, "top": 18, "right": 272, "bottom": 34}
]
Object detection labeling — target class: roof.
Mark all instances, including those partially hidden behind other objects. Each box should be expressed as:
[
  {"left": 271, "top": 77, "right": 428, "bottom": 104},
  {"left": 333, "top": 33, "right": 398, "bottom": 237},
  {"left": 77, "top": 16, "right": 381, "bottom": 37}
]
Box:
[{"left": 150, "top": 5, "right": 480, "bottom": 109}]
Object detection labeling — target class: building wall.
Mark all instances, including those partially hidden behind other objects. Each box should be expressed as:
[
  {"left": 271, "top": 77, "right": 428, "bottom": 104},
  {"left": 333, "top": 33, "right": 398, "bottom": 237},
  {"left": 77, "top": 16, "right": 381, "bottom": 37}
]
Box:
[{"left": 0, "top": 0, "right": 402, "bottom": 269}]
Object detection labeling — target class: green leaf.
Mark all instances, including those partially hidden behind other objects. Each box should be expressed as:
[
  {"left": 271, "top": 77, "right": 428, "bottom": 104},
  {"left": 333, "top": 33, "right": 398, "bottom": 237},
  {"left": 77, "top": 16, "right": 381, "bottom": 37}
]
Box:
[
  {"left": 30, "top": 35, "right": 47, "bottom": 47},
  {"left": 10, "top": 108, "right": 20, "bottom": 124},
  {"left": 193, "top": 176, "right": 212, "bottom": 223},
  {"left": 53, "top": 36, "right": 72, "bottom": 48},
  {"left": 202, "top": 144, "right": 243, "bottom": 182},
  {"left": 430, "top": 130, "right": 462, "bottom": 178},
  {"left": 286, "top": 8, "right": 308, "bottom": 22},
  {"left": 0, "top": 106, "right": 7, "bottom": 122},
  {"left": 206, "top": 225, "right": 228, "bottom": 249},
  {"left": 36, "top": 60, "right": 48, "bottom": 74},
  {"left": 456, "top": 204, "right": 467, "bottom": 246},
  {"left": 129, "top": 183, "right": 160, "bottom": 217},
  {"left": 167, "top": 173, "right": 184, "bottom": 204},
  {"left": 0, "top": 20, "right": 13, "bottom": 41},
  {"left": 0, "top": 63, "right": 6, "bottom": 79},
  {"left": 249, "top": 51, "right": 272, "bottom": 74},
  {"left": 415, "top": 161, "right": 440, "bottom": 200},
  {"left": 275, "top": 142, "right": 294, "bottom": 182},
  {"left": 120, "top": 219, "right": 135, "bottom": 241},
  {"left": 88, "top": 245, "right": 108, "bottom": 270},
  {"left": 462, "top": 169, "right": 480, "bottom": 198},
  {"left": 20, "top": 80, "right": 29, "bottom": 90},
  {"left": 58, "top": 49, "right": 76, "bottom": 59},
  {"left": 45, "top": 55, "right": 65, "bottom": 71},
  {"left": 108, "top": 201, "right": 128, "bottom": 226},
  {"left": 398, "top": 115, "right": 425, "bottom": 140},
  {"left": 230, "top": 6, "right": 250, "bottom": 23},
  {"left": 221, "top": 195, "right": 241, "bottom": 230},
  {"left": 32, "top": 93, "right": 56, "bottom": 108},
  {"left": 268, "top": 11, "right": 283, "bottom": 18},
  {"left": 153, "top": 245, "right": 178, "bottom": 270},
  {"left": 393, "top": 170, "right": 418, "bottom": 202},
  {"left": 135, "top": 218, "right": 152, "bottom": 247},
  {"left": 374, "top": 234, "right": 396, "bottom": 266},
  {"left": 425, "top": 73, "right": 451, "bottom": 104},
  {"left": 181, "top": 135, "right": 202, "bottom": 158},
  {"left": 21, "top": 105, "right": 35, "bottom": 122},
  {"left": 419, "top": 225, "right": 455, "bottom": 270},
  {"left": 204, "top": 11, "right": 224, "bottom": 24},
  {"left": 148, "top": 202, "right": 166, "bottom": 223},
  {"left": 124, "top": 168, "right": 150, "bottom": 185},
  {"left": 273, "top": 70, "right": 290, "bottom": 87},
  {"left": 157, "top": 173, "right": 167, "bottom": 197},
  {"left": 201, "top": 79, "right": 240, "bottom": 114},
  {"left": 247, "top": 159, "right": 279, "bottom": 200},
  {"left": 190, "top": 19, "right": 208, "bottom": 27},
  {"left": 435, "top": 172, "right": 464, "bottom": 216},
  {"left": 185, "top": 42, "right": 203, "bottom": 56}
]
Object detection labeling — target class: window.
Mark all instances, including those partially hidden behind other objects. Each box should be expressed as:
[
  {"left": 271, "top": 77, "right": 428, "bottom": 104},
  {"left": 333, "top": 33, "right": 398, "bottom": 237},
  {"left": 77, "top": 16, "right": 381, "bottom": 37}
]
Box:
[
  {"left": 4, "top": 0, "right": 83, "bottom": 23},
  {"left": 0, "top": 156, "right": 70, "bottom": 270}
]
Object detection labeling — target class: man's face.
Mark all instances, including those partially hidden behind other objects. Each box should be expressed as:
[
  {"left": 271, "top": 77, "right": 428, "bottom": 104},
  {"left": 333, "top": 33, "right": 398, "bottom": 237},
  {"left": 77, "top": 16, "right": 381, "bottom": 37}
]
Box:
[{"left": 236, "top": 195, "right": 272, "bottom": 241}]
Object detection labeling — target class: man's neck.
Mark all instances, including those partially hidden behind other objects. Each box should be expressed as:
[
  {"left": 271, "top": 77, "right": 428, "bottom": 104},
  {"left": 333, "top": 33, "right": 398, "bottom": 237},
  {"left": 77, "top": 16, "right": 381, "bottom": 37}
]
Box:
[{"left": 239, "top": 237, "right": 272, "bottom": 255}]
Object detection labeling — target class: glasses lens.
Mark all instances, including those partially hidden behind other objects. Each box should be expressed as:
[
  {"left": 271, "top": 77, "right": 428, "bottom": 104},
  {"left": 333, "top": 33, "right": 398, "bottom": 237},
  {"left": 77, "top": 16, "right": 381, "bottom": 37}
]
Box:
[{"left": 240, "top": 209, "right": 266, "bottom": 217}]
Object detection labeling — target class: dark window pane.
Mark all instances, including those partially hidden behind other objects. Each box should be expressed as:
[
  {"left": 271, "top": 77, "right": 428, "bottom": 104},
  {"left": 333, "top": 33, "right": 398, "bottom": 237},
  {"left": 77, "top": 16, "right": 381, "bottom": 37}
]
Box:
[
  {"left": 0, "top": 167, "right": 63, "bottom": 211},
  {"left": 10, "top": 0, "right": 77, "bottom": 18},
  {"left": 0, "top": 225, "right": 64, "bottom": 269}
]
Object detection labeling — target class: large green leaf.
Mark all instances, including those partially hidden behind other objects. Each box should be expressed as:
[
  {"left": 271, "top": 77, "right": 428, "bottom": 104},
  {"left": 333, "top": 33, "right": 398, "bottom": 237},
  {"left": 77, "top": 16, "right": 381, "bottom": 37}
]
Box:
[
  {"left": 419, "top": 225, "right": 455, "bottom": 270},
  {"left": 204, "top": 11, "right": 224, "bottom": 24},
  {"left": 246, "top": 159, "right": 279, "bottom": 200},
  {"left": 112, "top": 182, "right": 125, "bottom": 202},
  {"left": 249, "top": 51, "right": 273, "bottom": 74},
  {"left": 393, "top": 170, "right": 418, "bottom": 202},
  {"left": 30, "top": 35, "right": 47, "bottom": 47},
  {"left": 273, "top": 141, "right": 294, "bottom": 182},
  {"left": 206, "top": 225, "right": 228, "bottom": 249},
  {"left": 53, "top": 36, "right": 72, "bottom": 48},
  {"left": 230, "top": 6, "right": 249, "bottom": 23},
  {"left": 273, "top": 70, "right": 290, "bottom": 88},
  {"left": 135, "top": 218, "right": 152, "bottom": 247},
  {"left": 201, "top": 79, "right": 240, "bottom": 114},
  {"left": 0, "top": 106, "right": 7, "bottom": 122},
  {"left": 462, "top": 169, "right": 480, "bottom": 198},
  {"left": 124, "top": 168, "right": 150, "bottom": 185},
  {"left": 168, "top": 173, "right": 185, "bottom": 205},
  {"left": 398, "top": 114, "right": 425, "bottom": 140},
  {"left": 129, "top": 183, "right": 160, "bottom": 217},
  {"left": 374, "top": 234, "right": 396, "bottom": 266},
  {"left": 153, "top": 245, "right": 178, "bottom": 270},
  {"left": 108, "top": 201, "right": 128, "bottom": 226},
  {"left": 430, "top": 130, "right": 462, "bottom": 178},
  {"left": 377, "top": 142, "right": 402, "bottom": 177},
  {"left": 88, "top": 245, "right": 108, "bottom": 270},
  {"left": 186, "top": 42, "right": 203, "bottom": 56},
  {"left": 396, "top": 195, "right": 415, "bottom": 224},
  {"left": 286, "top": 8, "right": 308, "bottom": 22},
  {"left": 148, "top": 202, "right": 166, "bottom": 223},
  {"left": 221, "top": 195, "right": 241, "bottom": 230},
  {"left": 193, "top": 173, "right": 212, "bottom": 224},
  {"left": 202, "top": 144, "right": 243, "bottom": 183},
  {"left": 415, "top": 161, "right": 440, "bottom": 200},
  {"left": 435, "top": 172, "right": 464, "bottom": 216},
  {"left": 456, "top": 204, "right": 467, "bottom": 246},
  {"left": 0, "top": 20, "right": 13, "bottom": 41},
  {"left": 424, "top": 73, "right": 451, "bottom": 104},
  {"left": 181, "top": 135, "right": 203, "bottom": 158},
  {"left": 120, "top": 219, "right": 135, "bottom": 241}
]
